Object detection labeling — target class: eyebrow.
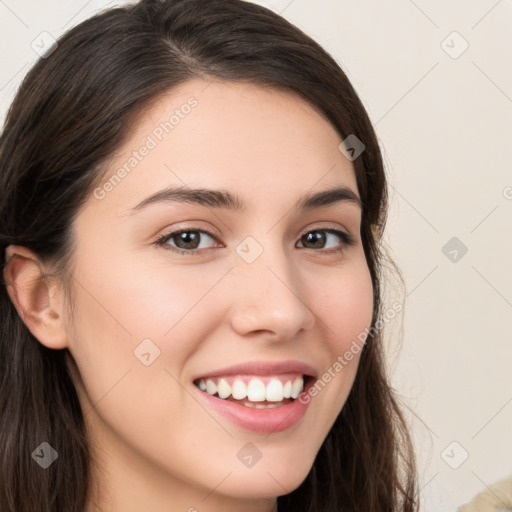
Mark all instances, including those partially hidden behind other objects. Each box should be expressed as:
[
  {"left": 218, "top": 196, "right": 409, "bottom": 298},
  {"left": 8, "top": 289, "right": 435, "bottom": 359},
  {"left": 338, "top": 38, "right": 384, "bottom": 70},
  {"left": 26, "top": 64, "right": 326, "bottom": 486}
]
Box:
[{"left": 128, "top": 184, "right": 362, "bottom": 214}]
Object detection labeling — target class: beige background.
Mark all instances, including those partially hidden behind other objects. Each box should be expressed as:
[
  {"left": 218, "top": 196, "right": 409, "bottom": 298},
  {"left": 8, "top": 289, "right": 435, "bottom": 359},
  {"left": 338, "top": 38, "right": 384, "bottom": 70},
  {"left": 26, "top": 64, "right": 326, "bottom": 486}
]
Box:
[{"left": 1, "top": 0, "right": 511, "bottom": 510}]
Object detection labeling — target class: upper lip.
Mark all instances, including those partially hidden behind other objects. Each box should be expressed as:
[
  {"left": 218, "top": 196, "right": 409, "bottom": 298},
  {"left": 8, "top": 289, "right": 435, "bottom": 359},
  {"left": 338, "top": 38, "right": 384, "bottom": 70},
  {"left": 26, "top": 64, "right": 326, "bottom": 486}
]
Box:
[{"left": 193, "top": 360, "right": 318, "bottom": 381}]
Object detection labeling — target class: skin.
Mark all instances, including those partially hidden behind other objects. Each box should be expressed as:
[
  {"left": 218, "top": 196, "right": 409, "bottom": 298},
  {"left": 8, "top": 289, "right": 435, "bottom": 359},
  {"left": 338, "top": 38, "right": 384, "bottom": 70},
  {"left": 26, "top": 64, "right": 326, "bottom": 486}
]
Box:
[{"left": 4, "top": 78, "right": 374, "bottom": 512}]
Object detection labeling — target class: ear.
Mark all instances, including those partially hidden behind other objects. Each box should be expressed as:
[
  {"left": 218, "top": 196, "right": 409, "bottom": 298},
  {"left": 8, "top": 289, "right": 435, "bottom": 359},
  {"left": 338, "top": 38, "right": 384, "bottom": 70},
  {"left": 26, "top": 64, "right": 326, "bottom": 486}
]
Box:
[{"left": 3, "top": 244, "right": 69, "bottom": 350}]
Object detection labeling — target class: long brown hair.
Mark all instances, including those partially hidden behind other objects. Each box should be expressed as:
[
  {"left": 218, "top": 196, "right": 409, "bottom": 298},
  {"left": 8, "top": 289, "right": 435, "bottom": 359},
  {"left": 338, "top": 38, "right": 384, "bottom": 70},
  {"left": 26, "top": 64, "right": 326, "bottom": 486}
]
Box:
[{"left": 0, "top": 0, "right": 419, "bottom": 510}]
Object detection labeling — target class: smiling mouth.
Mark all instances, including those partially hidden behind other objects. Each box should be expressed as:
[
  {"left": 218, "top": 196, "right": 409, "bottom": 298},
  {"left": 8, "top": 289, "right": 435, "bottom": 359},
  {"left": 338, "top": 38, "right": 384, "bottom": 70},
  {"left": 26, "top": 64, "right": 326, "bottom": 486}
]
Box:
[{"left": 193, "top": 374, "right": 311, "bottom": 408}]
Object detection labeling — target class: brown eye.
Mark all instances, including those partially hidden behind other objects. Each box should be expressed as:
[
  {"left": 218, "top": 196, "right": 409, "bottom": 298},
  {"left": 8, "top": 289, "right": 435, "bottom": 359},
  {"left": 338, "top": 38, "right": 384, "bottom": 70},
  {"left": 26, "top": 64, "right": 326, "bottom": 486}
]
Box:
[
  {"left": 296, "top": 228, "right": 355, "bottom": 253},
  {"left": 171, "top": 231, "right": 202, "bottom": 250},
  {"left": 299, "top": 230, "right": 327, "bottom": 249},
  {"left": 155, "top": 228, "right": 219, "bottom": 255}
]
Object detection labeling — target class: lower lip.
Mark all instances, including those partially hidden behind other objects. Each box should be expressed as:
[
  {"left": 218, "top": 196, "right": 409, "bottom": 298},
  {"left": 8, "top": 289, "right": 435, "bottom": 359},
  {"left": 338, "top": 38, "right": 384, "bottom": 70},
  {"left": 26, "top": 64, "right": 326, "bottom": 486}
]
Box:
[{"left": 193, "top": 378, "right": 315, "bottom": 434}]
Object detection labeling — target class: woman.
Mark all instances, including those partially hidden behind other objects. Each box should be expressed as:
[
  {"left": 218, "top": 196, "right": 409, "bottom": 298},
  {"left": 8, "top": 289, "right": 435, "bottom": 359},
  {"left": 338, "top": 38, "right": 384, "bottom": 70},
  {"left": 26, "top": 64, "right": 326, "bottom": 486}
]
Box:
[{"left": 0, "top": 0, "right": 419, "bottom": 510}]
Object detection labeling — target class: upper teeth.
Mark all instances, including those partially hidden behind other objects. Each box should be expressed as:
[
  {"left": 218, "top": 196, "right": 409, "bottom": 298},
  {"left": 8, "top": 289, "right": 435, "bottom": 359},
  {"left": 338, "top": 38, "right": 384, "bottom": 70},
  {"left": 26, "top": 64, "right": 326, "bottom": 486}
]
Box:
[{"left": 197, "top": 376, "right": 304, "bottom": 402}]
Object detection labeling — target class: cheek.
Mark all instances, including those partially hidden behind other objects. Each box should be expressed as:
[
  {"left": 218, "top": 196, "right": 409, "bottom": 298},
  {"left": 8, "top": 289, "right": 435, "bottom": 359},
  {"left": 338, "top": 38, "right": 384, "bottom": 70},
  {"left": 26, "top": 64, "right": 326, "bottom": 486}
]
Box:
[
  {"left": 317, "top": 261, "right": 374, "bottom": 353},
  {"left": 72, "top": 252, "right": 219, "bottom": 346},
  {"left": 66, "top": 256, "right": 229, "bottom": 408},
  {"left": 304, "top": 260, "right": 373, "bottom": 421},
  {"left": 65, "top": 261, "right": 209, "bottom": 449}
]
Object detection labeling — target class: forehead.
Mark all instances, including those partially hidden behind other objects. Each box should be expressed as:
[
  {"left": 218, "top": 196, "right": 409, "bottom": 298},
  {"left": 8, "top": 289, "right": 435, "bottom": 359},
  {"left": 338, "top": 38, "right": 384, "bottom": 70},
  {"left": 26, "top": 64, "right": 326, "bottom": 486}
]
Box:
[{"left": 90, "top": 78, "right": 358, "bottom": 216}]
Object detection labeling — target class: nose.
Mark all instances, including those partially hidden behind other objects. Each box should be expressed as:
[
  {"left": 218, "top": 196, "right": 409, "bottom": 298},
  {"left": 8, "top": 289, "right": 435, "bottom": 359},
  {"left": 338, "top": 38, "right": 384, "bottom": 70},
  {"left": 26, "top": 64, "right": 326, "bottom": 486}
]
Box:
[{"left": 228, "top": 243, "right": 316, "bottom": 341}]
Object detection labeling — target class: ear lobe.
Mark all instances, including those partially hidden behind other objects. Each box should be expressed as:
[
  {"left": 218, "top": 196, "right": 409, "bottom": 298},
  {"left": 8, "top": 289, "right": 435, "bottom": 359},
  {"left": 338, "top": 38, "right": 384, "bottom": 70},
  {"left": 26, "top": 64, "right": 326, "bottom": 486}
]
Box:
[{"left": 3, "top": 245, "right": 69, "bottom": 350}]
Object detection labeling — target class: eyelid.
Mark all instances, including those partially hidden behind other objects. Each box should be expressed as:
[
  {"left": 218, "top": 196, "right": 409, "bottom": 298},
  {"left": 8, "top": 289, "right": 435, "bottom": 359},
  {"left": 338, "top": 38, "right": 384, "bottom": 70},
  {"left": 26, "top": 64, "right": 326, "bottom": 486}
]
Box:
[{"left": 299, "top": 222, "right": 350, "bottom": 238}]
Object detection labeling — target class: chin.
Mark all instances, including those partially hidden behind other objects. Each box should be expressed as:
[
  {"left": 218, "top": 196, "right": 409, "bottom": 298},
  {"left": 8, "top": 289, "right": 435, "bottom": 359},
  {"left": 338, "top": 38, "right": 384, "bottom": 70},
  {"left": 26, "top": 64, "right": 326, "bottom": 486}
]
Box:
[{"left": 218, "top": 460, "right": 312, "bottom": 499}]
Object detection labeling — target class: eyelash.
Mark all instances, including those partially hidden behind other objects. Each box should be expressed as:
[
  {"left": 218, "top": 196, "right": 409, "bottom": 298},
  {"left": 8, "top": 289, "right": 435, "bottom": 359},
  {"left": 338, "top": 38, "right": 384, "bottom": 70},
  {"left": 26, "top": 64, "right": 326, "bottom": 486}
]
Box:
[{"left": 153, "top": 225, "right": 356, "bottom": 256}]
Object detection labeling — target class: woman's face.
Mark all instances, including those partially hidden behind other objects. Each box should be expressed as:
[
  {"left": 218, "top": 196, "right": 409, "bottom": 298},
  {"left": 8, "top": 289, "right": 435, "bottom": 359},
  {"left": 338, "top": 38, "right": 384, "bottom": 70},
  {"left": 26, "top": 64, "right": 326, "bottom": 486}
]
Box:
[{"left": 65, "top": 78, "right": 374, "bottom": 511}]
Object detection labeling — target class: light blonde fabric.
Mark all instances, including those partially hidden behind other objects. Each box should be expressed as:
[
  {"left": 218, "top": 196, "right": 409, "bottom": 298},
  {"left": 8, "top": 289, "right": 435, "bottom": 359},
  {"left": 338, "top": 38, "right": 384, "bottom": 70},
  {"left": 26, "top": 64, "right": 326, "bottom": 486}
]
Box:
[{"left": 458, "top": 477, "right": 512, "bottom": 512}]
